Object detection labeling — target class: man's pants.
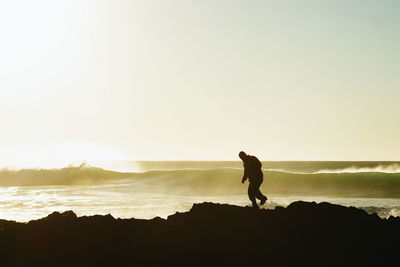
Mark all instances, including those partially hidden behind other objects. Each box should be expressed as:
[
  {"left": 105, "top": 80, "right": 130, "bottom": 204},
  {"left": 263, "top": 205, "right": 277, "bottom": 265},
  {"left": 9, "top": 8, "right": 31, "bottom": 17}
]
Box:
[{"left": 248, "top": 181, "right": 266, "bottom": 207}]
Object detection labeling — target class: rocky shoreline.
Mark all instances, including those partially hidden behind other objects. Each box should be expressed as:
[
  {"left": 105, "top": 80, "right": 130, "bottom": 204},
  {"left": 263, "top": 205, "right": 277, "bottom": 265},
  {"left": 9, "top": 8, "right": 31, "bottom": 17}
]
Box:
[{"left": 0, "top": 201, "right": 398, "bottom": 266}]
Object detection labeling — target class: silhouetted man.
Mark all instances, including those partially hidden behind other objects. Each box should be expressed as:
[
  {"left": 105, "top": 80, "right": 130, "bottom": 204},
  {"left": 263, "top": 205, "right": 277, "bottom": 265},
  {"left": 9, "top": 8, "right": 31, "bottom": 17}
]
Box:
[{"left": 239, "top": 151, "right": 267, "bottom": 209}]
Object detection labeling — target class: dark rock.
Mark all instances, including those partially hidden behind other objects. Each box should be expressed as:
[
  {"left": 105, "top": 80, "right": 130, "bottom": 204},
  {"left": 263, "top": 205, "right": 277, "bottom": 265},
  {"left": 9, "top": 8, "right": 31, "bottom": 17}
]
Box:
[{"left": 0, "top": 201, "right": 398, "bottom": 266}]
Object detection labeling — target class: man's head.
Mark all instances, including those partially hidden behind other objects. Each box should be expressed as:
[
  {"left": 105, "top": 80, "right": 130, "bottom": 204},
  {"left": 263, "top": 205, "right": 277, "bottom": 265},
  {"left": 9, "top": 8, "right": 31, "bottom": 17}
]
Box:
[{"left": 238, "top": 151, "right": 247, "bottom": 161}]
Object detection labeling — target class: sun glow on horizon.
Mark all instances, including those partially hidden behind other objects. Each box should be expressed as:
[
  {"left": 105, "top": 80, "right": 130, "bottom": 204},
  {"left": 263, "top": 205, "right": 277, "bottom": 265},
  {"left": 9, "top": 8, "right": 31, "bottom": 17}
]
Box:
[{"left": 0, "top": 142, "right": 128, "bottom": 170}]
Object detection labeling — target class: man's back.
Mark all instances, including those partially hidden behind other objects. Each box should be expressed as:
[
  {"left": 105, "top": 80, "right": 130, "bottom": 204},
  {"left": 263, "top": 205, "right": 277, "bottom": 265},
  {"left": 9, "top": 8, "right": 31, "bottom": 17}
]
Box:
[{"left": 244, "top": 155, "right": 263, "bottom": 182}]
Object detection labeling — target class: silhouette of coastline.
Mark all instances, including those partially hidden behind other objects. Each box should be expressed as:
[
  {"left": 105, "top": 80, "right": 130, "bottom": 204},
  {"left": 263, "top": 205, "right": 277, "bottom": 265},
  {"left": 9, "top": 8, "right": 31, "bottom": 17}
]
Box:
[{"left": 0, "top": 202, "right": 398, "bottom": 266}]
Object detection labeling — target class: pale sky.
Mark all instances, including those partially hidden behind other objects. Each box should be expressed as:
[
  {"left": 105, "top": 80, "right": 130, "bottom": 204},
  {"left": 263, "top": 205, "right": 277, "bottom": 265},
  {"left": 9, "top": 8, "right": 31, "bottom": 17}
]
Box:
[{"left": 0, "top": 0, "right": 399, "bottom": 166}]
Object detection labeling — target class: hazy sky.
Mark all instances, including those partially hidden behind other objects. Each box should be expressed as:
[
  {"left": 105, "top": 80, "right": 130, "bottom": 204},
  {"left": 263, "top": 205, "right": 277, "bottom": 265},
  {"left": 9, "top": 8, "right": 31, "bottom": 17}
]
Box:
[{"left": 0, "top": 0, "right": 399, "bottom": 166}]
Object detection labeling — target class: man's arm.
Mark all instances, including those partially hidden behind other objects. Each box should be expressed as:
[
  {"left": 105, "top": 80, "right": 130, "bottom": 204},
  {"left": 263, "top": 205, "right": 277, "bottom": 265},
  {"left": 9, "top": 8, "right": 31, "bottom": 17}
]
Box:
[{"left": 241, "top": 168, "right": 248, "bottom": 183}]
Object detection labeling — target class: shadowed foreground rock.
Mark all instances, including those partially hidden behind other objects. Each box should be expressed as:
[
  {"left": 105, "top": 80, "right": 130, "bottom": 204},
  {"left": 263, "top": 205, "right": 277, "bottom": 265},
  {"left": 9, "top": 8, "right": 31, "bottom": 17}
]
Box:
[{"left": 0, "top": 201, "right": 399, "bottom": 266}]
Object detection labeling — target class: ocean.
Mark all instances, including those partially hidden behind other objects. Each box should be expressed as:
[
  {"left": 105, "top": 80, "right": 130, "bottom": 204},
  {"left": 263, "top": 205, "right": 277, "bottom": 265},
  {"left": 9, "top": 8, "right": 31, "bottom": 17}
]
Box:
[{"left": 0, "top": 161, "right": 399, "bottom": 222}]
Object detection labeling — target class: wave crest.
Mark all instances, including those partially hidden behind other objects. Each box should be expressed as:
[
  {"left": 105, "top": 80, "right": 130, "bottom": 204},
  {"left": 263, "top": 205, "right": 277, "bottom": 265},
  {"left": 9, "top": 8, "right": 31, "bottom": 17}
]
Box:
[
  {"left": 1, "top": 166, "right": 400, "bottom": 198},
  {"left": 0, "top": 164, "right": 130, "bottom": 186}
]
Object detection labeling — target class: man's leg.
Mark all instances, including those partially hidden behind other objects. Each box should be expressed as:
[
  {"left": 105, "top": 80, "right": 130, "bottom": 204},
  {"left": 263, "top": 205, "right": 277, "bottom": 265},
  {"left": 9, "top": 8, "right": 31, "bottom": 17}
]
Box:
[
  {"left": 248, "top": 183, "right": 259, "bottom": 209},
  {"left": 254, "top": 181, "right": 268, "bottom": 205}
]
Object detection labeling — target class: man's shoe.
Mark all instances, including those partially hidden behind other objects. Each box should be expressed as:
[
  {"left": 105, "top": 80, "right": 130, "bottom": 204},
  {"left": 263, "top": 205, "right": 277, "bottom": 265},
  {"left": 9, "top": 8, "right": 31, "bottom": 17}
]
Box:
[
  {"left": 260, "top": 196, "right": 268, "bottom": 205},
  {"left": 252, "top": 201, "right": 260, "bottom": 210}
]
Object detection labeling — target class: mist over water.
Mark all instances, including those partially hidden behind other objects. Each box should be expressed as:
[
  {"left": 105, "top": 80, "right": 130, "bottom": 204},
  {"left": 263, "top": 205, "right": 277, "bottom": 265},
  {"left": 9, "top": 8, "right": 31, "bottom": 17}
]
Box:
[{"left": 0, "top": 161, "right": 399, "bottom": 222}]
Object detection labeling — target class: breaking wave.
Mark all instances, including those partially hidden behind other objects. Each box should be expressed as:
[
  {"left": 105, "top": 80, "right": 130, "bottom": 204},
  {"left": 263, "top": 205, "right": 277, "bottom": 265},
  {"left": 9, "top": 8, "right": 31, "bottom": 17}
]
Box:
[
  {"left": 264, "top": 164, "right": 400, "bottom": 174},
  {"left": 0, "top": 164, "right": 131, "bottom": 186},
  {"left": 313, "top": 164, "right": 400, "bottom": 174},
  {"left": 132, "top": 168, "right": 400, "bottom": 198},
  {"left": 1, "top": 165, "right": 399, "bottom": 198}
]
